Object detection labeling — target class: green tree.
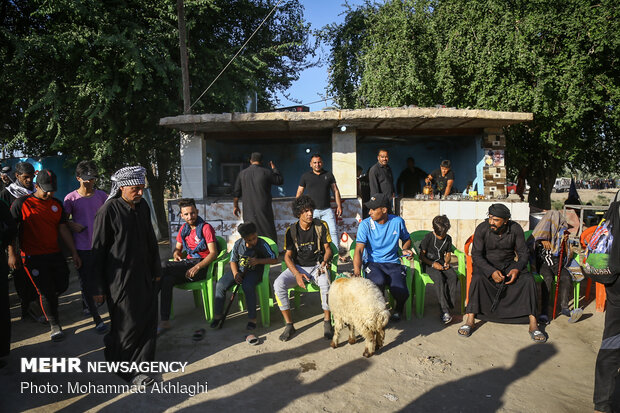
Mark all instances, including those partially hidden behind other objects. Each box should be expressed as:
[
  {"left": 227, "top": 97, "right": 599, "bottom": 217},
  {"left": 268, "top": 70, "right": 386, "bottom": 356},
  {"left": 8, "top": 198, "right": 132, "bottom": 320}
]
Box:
[
  {"left": 1, "top": 0, "right": 314, "bottom": 236},
  {"left": 324, "top": 0, "right": 620, "bottom": 209}
]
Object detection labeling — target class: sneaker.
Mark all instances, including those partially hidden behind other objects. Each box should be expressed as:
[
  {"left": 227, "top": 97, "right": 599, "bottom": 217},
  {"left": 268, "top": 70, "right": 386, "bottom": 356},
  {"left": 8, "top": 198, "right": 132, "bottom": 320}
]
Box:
[
  {"left": 131, "top": 374, "right": 155, "bottom": 387},
  {"left": 50, "top": 324, "right": 65, "bottom": 342},
  {"left": 95, "top": 322, "right": 108, "bottom": 334},
  {"left": 441, "top": 312, "right": 453, "bottom": 324},
  {"left": 568, "top": 308, "right": 584, "bottom": 323},
  {"left": 390, "top": 312, "right": 401, "bottom": 323}
]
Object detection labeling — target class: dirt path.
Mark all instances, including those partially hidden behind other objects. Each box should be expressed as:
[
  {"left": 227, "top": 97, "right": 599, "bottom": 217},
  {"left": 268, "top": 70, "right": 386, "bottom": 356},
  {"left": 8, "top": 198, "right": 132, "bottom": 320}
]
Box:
[{"left": 2, "top": 253, "right": 603, "bottom": 413}]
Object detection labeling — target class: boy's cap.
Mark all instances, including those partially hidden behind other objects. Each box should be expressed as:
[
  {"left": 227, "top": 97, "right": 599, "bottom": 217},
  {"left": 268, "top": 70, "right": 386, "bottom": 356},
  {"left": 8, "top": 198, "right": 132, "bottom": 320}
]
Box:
[
  {"left": 36, "top": 169, "right": 57, "bottom": 192},
  {"left": 365, "top": 193, "right": 390, "bottom": 209}
]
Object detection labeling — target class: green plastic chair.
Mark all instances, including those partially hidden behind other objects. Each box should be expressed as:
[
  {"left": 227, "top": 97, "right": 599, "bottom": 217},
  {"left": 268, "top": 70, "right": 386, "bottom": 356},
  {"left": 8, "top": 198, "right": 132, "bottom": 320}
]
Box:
[
  {"left": 233, "top": 236, "right": 279, "bottom": 327},
  {"left": 409, "top": 230, "right": 467, "bottom": 318},
  {"left": 172, "top": 236, "right": 230, "bottom": 321},
  {"left": 282, "top": 242, "right": 339, "bottom": 310},
  {"left": 349, "top": 240, "right": 414, "bottom": 320}
]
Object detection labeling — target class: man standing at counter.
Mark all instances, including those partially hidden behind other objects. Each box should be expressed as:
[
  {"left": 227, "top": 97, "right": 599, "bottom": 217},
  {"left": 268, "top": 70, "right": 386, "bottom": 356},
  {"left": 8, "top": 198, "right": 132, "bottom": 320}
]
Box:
[
  {"left": 368, "top": 149, "right": 395, "bottom": 213},
  {"left": 426, "top": 160, "right": 455, "bottom": 198},
  {"left": 233, "top": 152, "right": 284, "bottom": 243},
  {"left": 397, "top": 157, "right": 427, "bottom": 197}
]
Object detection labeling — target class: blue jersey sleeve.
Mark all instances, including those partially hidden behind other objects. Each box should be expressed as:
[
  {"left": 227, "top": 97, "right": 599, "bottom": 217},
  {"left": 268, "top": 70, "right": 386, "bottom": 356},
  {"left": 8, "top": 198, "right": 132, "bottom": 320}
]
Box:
[
  {"left": 258, "top": 238, "right": 276, "bottom": 259},
  {"left": 230, "top": 239, "right": 242, "bottom": 263},
  {"left": 399, "top": 217, "right": 410, "bottom": 243},
  {"left": 356, "top": 219, "right": 370, "bottom": 245}
]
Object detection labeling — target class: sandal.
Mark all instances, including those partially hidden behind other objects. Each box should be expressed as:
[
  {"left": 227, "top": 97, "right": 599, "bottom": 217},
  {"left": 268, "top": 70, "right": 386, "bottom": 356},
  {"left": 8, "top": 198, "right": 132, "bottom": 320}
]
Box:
[
  {"left": 245, "top": 334, "right": 259, "bottom": 345},
  {"left": 457, "top": 324, "right": 472, "bottom": 338},
  {"left": 192, "top": 328, "right": 206, "bottom": 341},
  {"left": 529, "top": 329, "right": 547, "bottom": 343}
]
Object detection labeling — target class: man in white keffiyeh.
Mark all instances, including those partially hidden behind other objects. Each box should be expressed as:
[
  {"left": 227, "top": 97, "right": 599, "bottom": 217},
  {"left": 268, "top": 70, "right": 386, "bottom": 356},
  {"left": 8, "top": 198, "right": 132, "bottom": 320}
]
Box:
[
  {"left": 107, "top": 165, "right": 147, "bottom": 203},
  {"left": 92, "top": 164, "right": 161, "bottom": 386}
]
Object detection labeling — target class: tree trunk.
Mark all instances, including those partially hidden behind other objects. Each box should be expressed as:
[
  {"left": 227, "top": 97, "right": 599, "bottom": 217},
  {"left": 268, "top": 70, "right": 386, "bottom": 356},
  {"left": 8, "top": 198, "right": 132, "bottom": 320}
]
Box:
[{"left": 527, "top": 164, "right": 559, "bottom": 210}]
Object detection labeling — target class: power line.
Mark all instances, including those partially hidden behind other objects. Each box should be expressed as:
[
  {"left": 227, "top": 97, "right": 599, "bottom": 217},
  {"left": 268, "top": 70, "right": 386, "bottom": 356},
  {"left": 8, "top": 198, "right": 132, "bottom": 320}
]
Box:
[{"left": 190, "top": 0, "right": 284, "bottom": 110}]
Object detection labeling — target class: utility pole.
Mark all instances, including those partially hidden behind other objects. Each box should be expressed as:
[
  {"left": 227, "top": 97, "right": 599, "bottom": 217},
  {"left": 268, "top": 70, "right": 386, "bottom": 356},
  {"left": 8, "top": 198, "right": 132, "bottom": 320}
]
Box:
[{"left": 177, "top": 0, "right": 191, "bottom": 114}]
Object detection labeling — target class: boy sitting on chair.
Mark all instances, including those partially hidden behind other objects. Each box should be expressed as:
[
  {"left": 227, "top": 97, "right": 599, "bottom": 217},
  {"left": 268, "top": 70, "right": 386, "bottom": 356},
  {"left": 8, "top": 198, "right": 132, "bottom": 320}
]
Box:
[
  {"left": 159, "top": 198, "right": 218, "bottom": 333},
  {"left": 273, "top": 195, "right": 333, "bottom": 342},
  {"left": 419, "top": 215, "right": 460, "bottom": 324},
  {"left": 211, "top": 222, "right": 279, "bottom": 330}
]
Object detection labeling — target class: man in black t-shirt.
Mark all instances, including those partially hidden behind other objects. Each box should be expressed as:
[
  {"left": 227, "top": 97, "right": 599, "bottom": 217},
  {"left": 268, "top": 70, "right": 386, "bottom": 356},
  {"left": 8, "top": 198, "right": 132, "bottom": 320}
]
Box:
[
  {"left": 426, "top": 160, "right": 455, "bottom": 198},
  {"left": 397, "top": 157, "right": 427, "bottom": 197},
  {"left": 296, "top": 153, "right": 342, "bottom": 245},
  {"left": 273, "top": 195, "right": 333, "bottom": 342}
]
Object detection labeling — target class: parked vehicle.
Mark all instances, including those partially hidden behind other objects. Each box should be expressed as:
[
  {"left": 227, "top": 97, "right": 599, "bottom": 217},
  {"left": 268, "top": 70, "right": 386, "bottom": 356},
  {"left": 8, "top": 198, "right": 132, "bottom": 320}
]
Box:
[
  {"left": 506, "top": 182, "right": 517, "bottom": 194},
  {"left": 554, "top": 177, "right": 571, "bottom": 192}
]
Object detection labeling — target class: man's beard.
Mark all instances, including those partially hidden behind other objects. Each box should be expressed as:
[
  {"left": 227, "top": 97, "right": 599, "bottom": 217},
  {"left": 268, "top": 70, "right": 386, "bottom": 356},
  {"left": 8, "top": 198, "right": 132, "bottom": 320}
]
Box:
[{"left": 490, "top": 224, "right": 506, "bottom": 234}]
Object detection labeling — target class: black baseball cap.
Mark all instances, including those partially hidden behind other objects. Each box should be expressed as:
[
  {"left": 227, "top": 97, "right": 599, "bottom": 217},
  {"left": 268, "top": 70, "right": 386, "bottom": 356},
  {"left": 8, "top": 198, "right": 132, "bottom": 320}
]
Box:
[
  {"left": 365, "top": 193, "right": 390, "bottom": 209},
  {"left": 36, "top": 169, "right": 58, "bottom": 192},
  {"left": 79, "top": 169, "right": 98, "bottom": 181}
]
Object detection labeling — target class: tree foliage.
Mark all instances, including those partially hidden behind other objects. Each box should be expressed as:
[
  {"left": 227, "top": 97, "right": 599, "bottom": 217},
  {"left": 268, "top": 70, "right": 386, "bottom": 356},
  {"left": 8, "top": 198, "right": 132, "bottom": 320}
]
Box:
[
  {"left": 1, "top": 0, "right": 314, "bottom": 235},
  {"left": 324, "top": 0, "right": 620, "bottom": 208}
]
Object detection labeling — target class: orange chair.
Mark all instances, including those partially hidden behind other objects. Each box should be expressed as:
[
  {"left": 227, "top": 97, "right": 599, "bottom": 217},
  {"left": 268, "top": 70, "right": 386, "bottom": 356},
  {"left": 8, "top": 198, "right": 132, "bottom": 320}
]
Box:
[
  {"left": 582, "top": 226, "right": 606, "bottom": 312},
  {"left": 464, "top": 235, "right": 474, "bottom": 307}
]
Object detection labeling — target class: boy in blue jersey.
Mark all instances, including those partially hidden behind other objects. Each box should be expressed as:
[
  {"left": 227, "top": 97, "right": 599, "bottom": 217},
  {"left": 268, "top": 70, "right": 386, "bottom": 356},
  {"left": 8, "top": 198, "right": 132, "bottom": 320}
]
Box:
[{"left": 353, "top": 193, "right": 412, "bottom": 321}]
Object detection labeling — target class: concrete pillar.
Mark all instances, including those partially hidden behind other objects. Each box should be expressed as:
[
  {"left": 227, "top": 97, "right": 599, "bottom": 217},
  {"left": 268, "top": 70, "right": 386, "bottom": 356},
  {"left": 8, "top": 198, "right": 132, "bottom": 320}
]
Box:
[
  {"left": 332, "top": 127, "right": 357, "bottom": 198},
  {"left": 180, "top": 132, "right": 207, "bottom": 200}
]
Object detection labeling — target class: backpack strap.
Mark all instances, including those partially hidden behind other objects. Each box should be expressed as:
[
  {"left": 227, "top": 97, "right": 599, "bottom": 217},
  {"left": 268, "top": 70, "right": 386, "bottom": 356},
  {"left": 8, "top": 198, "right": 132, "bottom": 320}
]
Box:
[
  {"left": 289, "top": 219, "right": 326, "bottom": 261},
  {"left": 180, "top": 217, "right": 208, "bottom": 258}
]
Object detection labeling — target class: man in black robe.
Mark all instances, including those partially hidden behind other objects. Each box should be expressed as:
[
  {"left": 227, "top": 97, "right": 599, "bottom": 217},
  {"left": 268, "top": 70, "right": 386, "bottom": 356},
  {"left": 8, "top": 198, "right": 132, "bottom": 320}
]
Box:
[
  {"left": 233, "top": 152, "right": 283, "bottom": 243},
  {"left": 0, "top": 200, "right": 16, "bottom": 367},
  {"left": 92, "top": 166, "right": 161, "bottom": 386},
  {"left": 458, "top": 204, "right": 545, "bottom": 343}
]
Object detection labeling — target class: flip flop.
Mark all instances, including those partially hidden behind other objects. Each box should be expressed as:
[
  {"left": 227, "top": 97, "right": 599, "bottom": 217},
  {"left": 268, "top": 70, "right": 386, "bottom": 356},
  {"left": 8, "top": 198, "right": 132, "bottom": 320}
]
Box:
[
  {"left": 568, "top": 308, "right": 584, "bottom": 323},
  {"left": 245, "top": 334, "right": 259, "bottom": 346},
  {"left": 192, "top": 328, "right": 206, "bottom": 341},
  {"left": 529, "top": 329, "right": 547, "bottom": 343},
  {"left": 457, "top": 324, "right": 472, "bottom": 338}
]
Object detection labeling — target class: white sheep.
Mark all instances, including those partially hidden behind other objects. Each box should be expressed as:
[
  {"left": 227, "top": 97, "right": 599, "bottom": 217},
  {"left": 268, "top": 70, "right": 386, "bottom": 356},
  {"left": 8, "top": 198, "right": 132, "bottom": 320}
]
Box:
[{"left": 328, "top": 274, "right": 391, "bottom": 358}]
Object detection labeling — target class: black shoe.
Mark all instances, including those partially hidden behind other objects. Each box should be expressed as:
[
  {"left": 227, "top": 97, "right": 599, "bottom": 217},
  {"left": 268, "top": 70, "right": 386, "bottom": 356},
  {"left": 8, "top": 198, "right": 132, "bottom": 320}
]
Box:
[
  {"left": 390, "top": 312, "right": 401, "bottom": 323},
  {"left": 50, "top": 324, "right": 65, "bottom": 342},
  {"left": 279, "top": 323, "right": 296, "bottom": 342},
  {"left": 323, "top": 320, "right": 333, "bottom": 340}
]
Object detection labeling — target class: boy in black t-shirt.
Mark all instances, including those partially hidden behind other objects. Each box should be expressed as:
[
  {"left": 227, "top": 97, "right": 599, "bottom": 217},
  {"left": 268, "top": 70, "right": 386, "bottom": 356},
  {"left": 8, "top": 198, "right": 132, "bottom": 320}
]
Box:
[
  {"left": 273, "top": 195, "right": 333, "bottom": 342},
  {"left": 211, "top": 222, "right": 279, "bottom": 330},
  {"left": 419, "top": 215, "right": 460, "bottom": 324},
  {"left": 426, "top": 160, "right": 455, "bottom": 198}
]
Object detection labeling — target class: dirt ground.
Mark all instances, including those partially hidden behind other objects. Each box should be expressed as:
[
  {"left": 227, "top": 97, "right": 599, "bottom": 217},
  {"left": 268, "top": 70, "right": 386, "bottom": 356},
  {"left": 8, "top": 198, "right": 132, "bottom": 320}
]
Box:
[
  {"left": 1, "top": 248, "right": 606, "bottom": 413},
  {"left": 4, "top": 188, "right": 617, "bottom": 413}
]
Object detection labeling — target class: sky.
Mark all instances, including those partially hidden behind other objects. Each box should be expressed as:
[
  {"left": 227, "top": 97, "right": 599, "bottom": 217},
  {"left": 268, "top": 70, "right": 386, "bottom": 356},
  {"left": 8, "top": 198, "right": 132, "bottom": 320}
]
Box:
[{"left": 274, "top": 0, "right": 366, "bottom": 111}]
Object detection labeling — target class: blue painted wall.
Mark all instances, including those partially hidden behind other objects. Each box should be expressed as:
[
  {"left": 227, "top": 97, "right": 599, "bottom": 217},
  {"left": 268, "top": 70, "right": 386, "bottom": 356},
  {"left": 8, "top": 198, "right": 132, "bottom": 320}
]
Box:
[
  {"left": 1, "top": 156, "right": 76, "bottom": 200},
  {"left": 356, "top": 135, "right": 482, "bottom": 195},
  {"left": 204, "top": 134, "right": 485, "bottom": 197},
  {"left": 205, "top": 139, "right": 331, "bottom": 197}
]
